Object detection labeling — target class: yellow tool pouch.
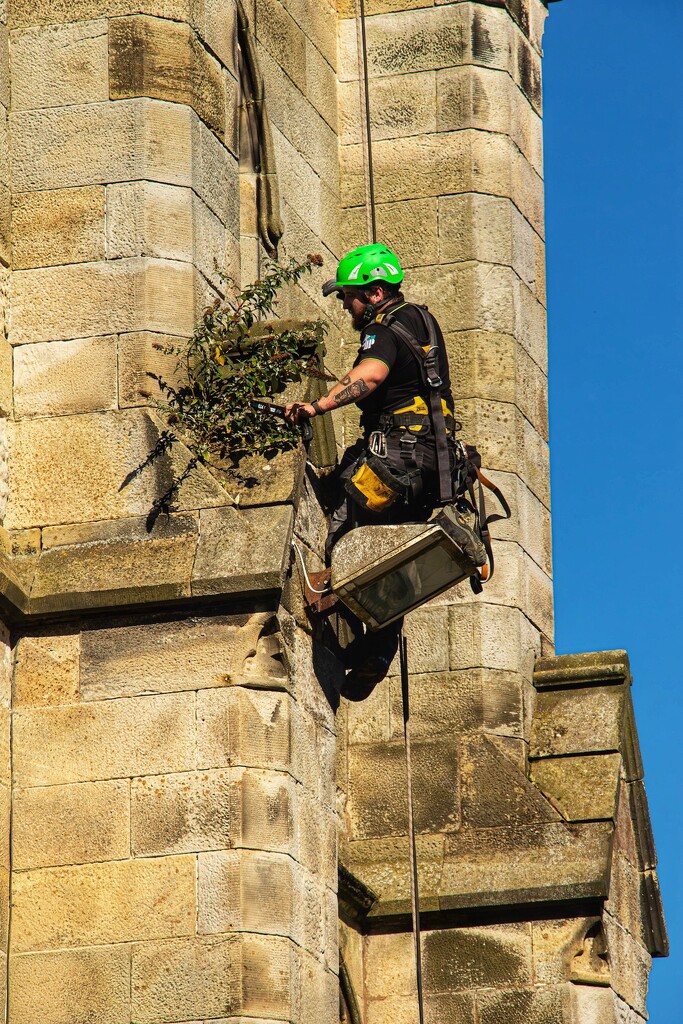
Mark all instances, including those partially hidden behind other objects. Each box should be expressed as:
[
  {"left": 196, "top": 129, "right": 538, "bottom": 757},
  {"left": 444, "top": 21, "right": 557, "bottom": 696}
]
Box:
[{"left": 346, "top": 451, "right": 409, "bottom": 513}]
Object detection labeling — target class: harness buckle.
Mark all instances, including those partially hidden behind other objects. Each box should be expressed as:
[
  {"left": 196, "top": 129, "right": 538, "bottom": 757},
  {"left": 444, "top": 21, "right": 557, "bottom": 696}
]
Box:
[{"left": 424, "top": 346, "right": 442, "bottom": 388}]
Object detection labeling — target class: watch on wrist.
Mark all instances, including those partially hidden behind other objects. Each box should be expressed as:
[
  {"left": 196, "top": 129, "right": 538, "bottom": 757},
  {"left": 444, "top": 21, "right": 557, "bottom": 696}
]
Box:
[{"left": 311, "top": 399, "right": 324, "bottom": 416}]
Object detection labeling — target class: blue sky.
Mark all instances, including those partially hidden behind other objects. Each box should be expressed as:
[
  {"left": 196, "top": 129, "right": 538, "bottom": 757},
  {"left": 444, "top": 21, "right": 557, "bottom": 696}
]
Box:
[{"left": 542, "top": 0, "right": 683, "bottom": 1016}]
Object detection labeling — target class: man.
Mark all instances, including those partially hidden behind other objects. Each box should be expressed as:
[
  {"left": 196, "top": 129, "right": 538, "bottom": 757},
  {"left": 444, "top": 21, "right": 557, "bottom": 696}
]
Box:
[{"left": 285, "top": 243, "right": 457, "bottom": 696}]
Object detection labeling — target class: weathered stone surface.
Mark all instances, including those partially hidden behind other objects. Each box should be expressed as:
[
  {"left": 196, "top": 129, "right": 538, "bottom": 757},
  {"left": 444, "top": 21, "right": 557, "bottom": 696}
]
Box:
[
  {"left": 5, "top": 411, "right": 229, "bottom": 531},
  {"left": 437, "top": 64, "right": 543, "bottom": 175},
  {"left": 439, "top": 193, "right": 545, "bottom": 302},
  {"left": 460, "top": 734, "right": 559, "bottom": 828},
  {"left": 231, "top": 767, "right": 298, "bottom": 856},
  {"left": 80, "top": 611, "right": 282, "bottom": 699},
  {"left": 197, "top": 687, "right": 293, "bottom": 772},
  {"left": 477, "top": 985, "right": 570, "bottom": 1024},
  {"left": 530, "top": 917, "right": 596, "bottom": 985},
  {"left": 13, "top": 632, "right": 79, "bottom": 707},
  {"left": 14, "top": 336, "right": 117, "bottom": 417},
  {"left": 9, "top": 946, "right": 131, "bottom": 1024},
  {"left": 12, "top": 187, "right": 106, "bottom": 269},
  {"left": 131, "top": 933, "right": 295, "bottom": 1022},
  {"left": 341, "top": 130, "right": 544, "bottom": 239},
  {"left": 31, "top": 512, "right": 199, "bottom": 612},
  {"left": 198, "top": 849, "right": 296, "bottom": 938},
  {"left": 192, "top": 505, "right": 294, "bottom": 595},
  {"left": 569, "top": 985, "right": 619, "bottom": 1024},
  {"left": 13, "top": 691, "right": 196, "bottom": 786},
  {"left": 421, "top": 923, "right": 533, "bottom": 993},
  {"left": 118, "top": 330, "right": 185, "bottom": 407},
  {"left": 339, "top": 71, "right": 437, "bottom": 146},
  {"left": 255, "top": 0, "right": 306, "bottom": 92},
  {"left": 346, "top": 738, "right": 459, "bottom": 839},
  {"left": 341, "top": 197, "right": 438, "bottom": 270},
  {"left": 0, "top": 336, "right": 11, "bottom": 415},
  {"left": 12, "top": 780, "right": 129, "bottom": 868},
  {"left": 531, "top": 686, "right": 626, "bottom": 758},
  {"left": 10, "top": 21, "right": 108, "bottom": 110},
  {"left": 441, "top": 822, "right": 612, "bottom": 907},
  {"left": 449, "top": 601, "right": 540, "bottom": 677},
  {"left": 10, "top": 257, "right": 201, "bottom": 345},
  {"left": 131, "top": 769, "right": 232, "bottom": 855},
  {"left": 109, "top": 15, "right": 226, "bottom": 141},
  {"left": 131, "top": 934, "right": 239, "bottom": 1022},
  {"left": 531, "top": 753, "right": 621, "bottom": 822},
  {"left": 11, "top": 854, "right": 195, "bottom": 950}
]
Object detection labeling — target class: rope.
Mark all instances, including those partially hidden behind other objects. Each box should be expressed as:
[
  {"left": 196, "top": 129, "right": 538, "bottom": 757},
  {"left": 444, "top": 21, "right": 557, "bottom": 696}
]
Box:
[
  {"left": 291, "top": 539, "right": 330, "bottom": 594},
  {"left": 354, "top": 0, "right": 377, "bottom": 243},
  {"left": 400, "top": 631, "right": 425, "bottom": 1024}
]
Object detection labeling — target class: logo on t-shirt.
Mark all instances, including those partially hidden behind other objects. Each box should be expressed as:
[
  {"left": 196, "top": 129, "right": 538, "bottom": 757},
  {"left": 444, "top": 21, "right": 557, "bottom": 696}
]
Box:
[{"left": 361, "top": 334, "right": 376, "bottom": 351}]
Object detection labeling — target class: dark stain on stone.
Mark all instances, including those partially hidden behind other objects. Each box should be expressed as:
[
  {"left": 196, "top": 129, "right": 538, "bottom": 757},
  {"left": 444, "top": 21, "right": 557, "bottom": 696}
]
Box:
[
  {"left": 471, "top": 9, "right": 497, "bottom": 66},
  {"left": 516, "top": 39, "right": 542, "bottom": 112},
  {"left": 506, "top": 0, "right": 530, "bottom": 41}
]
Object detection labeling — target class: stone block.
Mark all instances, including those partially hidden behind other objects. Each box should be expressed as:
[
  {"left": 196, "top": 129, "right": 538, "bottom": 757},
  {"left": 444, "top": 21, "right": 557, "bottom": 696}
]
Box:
[
  {"left": 10, "top": 98, "right": 191, "bottom": 192},
  {"left": 415, "top": 265, "right": 547, "bottom": 378},
  {"left": 13, "top": 691, "right": 196, "bottom": 786},
  {"left": 13, "top": 632, "right": 79, "bottom": 707},
  {"left": 10, "top": 257, "right": 200, "bottom": 345},
  {"left": 0, "top": 336, "right": 11, "bottom": 415},
  {"left": 80, "top": 611, "right": 281, "bottom": 699},
  {"left": 339, "top": 71, "right": 437, "bottom": 146},
  {"left": 132, "top": 932, "right": 295, "bottom": 1022},
  {"left": 439, "top": 193, "right": 545, "bottom": 302},
  {"left": 31, "top": 513, "right": 200, "bottom": 613},
  {"left": 569, "top": 986, "right": 619, "bottom": 1024},
  {"left": 192, "top": 504, "right": 294, "bottom": 596},
  {"left": 346, "top": 738, "right": 459, "bottom": 839},
  {"left": 4, "top": 410, "right": 229, "bottom": 531},
  {"left": 131, "top": 934, "right": 240, "bottom": 1023},
  {"left": 197, "top": 686, "right": 293, "bottom": 772},
  {"left": 304, "top": 35, "right": 337, "bottom": 132},
  {"left": 477, "top": 986, "right": 570, "bottom": 1024},
  {"left": 109, "top": 15, "right": 226, "bottom": 141},
  {"left": 448, "top": 601, "right": 540, "bottom": 677},
  {"left": 602, "top": 913, "right": 651, "bottom": 1017},
  {"left": 118, "top": 330, "right": 185, "bottom": 407},
  {"left": 531, "top": 686, "right": 626, "bottom": 759},
  {"left": 233, "top": 767, "right": 298, "bottom": 856},
  {"left": 11, "top": 854, "right": 196, "bottom": 951},
  {"left": 131, "top": 769, "right": 232, "bottom": 855},
  {"left": 9, "top": 945, "right": 131, "bottom": 1024},
  {"left": 460, "top": 734, "right": 559, "bottom": 829},
  {"left": 14, "top": 336, "right": 118, "bottom": 417},
  {"left": 456, "top": 397, "right": 549, "bottom": 507},
  {"left": 341, "top": 197, "right": 438, "bottom": 270},
  {"left": 437, "top": 64, "right": 543, "bottom": 175},
  {"left": 422, "top": 922, "right": 533, "bottom": 993},
  {"left": 442, "top": 822, "right": 612, "bottom": 907},
  {"left": 255, "top": 0, "right": 306, "bottom": 93},
  {"left": 107, "top": 183, "right": 227, "bottom": 289},
  {"left": 530, "top": 917, "right": 595, "bottom": 985},
  {"left": 531, "top": 753, "right": 621, "bottom": 822},
  {"left": 386, "top": 667, "right": 524, "bottom": 741},
  {"left": 12, "top": 780, "right": 129, "bottom": 869},
  {"left": 197, "top": 848, "right": 296, "bottom": 938},
  {"left": 11, "top": 20, "right": 108, "bottom": 110},
  {"left": 12, "top": 186, "right": 106, "bottom": 269}
]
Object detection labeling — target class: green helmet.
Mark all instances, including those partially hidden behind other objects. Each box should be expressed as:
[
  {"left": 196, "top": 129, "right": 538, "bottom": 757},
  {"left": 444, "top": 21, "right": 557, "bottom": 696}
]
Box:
[{"left": 322, "top": 244, "right": 404, "bottom": 297}]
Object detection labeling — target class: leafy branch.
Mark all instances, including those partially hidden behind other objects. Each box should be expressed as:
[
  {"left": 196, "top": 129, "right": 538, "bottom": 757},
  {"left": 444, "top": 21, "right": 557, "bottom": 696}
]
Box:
[{"left": 144, "top": 255, "right": 333, "bottom": 492}]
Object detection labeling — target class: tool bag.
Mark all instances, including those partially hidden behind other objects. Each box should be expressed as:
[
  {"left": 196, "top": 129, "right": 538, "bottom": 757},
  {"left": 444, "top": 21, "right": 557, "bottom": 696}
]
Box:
[{"left": 345, "top": 433, "right": 422, "bottom": 512}]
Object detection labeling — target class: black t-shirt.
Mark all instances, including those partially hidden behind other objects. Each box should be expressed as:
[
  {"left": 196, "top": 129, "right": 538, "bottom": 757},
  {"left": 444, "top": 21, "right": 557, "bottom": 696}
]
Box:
[{"left": 353, "top": 302, "right": 454, "bottom": 419}]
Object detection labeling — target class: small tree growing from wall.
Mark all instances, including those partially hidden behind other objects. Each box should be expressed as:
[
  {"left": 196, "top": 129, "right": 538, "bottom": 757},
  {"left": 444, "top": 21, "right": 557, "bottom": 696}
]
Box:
[{"left": 134, "top": 254, "right": 332, "bottom": 515}]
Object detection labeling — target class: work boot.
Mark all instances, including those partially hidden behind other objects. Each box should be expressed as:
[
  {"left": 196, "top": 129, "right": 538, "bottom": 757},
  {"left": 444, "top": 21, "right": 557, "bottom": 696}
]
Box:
[{"left": 340, "top": 620, "right": 402, "bottom": 701}]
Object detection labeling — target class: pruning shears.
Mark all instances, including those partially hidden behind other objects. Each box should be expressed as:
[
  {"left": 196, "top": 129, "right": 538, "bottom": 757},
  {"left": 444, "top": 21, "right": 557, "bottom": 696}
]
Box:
[{"left": 251, "top": 399, "right": 313, "bottom": 443}]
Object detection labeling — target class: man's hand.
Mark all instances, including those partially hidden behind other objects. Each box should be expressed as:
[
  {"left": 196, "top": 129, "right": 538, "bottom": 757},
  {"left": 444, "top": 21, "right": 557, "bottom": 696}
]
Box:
[{"left": 284, "top": 402, "right": 316, "bottom": 426}]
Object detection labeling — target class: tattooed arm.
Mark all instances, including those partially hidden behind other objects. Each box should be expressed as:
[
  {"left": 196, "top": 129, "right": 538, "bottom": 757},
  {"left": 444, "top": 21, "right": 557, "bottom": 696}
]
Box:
[{"left": 284, "top": 359, "right": 388, "bottom": 424}]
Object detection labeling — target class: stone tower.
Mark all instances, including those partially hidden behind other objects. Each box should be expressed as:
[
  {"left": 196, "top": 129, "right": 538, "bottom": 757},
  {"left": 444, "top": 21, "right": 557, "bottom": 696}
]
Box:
[{"left": 0, "top": 1, "right": 666, "bottom": 1023}]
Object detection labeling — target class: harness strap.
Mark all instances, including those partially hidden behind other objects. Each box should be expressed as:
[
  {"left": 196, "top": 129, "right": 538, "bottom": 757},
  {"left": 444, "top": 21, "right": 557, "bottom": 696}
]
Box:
[
  {"left": 381, "top": 306, "right": 453, "bottom": 505},
  {"left": 468, "top": 465, "right": 511, "bottom": 592}
]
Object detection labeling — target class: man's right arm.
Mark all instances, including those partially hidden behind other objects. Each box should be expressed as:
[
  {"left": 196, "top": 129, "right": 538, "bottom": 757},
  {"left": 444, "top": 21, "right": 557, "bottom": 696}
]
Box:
[{"left": 284, "top": 359, "right": 389, "bottom": 424}]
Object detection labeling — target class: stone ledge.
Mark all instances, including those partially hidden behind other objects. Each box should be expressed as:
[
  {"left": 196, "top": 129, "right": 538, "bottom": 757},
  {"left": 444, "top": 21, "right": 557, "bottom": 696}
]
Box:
[{"left": 0, "top": 504, "right": 294, "bottom": 619}]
